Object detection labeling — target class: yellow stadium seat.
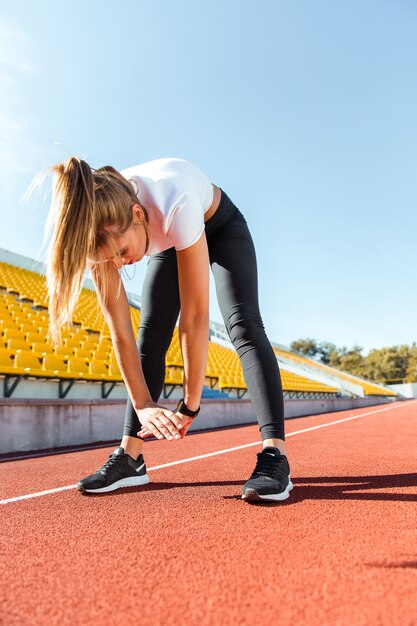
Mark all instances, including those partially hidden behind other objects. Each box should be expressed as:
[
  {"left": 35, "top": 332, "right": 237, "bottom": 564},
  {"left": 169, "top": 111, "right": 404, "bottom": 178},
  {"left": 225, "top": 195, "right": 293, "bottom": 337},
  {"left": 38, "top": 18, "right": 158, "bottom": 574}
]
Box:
[
  {"left": 108, "top": 360, "right": 122, "bottom": 378},
  {"left": 60, "top": 327, "right": 74, "bottom": 339},
  {"left": 64, "top": 338, "right": 83, "bottom": 350},
  {"left": 19, "top": 323, "right": 37, "bottom": 334},
  {"left": 42, "top": 354, "right": 71, "bottom": 377},
  {"left": 35, "top": 324, "right": 50, "bottom": 337},
  {"left": 32, "top": 342, "right": 54, "bottom": 358},
  {"left": 98, "top": 338, "right": 112, "bottom": 350},
  {"left": 26, "top": 331, "right": 43, "bottom": 344},
  {"left": 0, "top": 349, "right": 19, "bottom": 374},
  {"left": 82, "top": 336, "right": 99, "bottom": 347},
  {"left": 7, "top": 338, "right": 28, "bottom": 353},
  {"left": 167, "top": 354, "right": 183, "bottom": 367},
  {"left": 165, "top": 368, "right": 184, "bottom": 384},
  {"left": 74, "top": 348, "right": 93, "bottom": 360},
  {"left": 3, "top": 327, "right": 23, "bottom": 341},
  {"left": 14, "top": 351, "right": 45, "bottom": 377},
  {"left": 219, "top": 374, "right": 232, "bottom": 387},
  {"left": 67, "top": 357, "right": 97, "bottom": 380},
  {"left": 89, "top": 360, "right": 109, "bottom": 379},
  {"left": 54, "top": 346, "right": 73, "bottom": 358},
  {"left": 93, "top": 350, "right": 110, "bottom": 362}
]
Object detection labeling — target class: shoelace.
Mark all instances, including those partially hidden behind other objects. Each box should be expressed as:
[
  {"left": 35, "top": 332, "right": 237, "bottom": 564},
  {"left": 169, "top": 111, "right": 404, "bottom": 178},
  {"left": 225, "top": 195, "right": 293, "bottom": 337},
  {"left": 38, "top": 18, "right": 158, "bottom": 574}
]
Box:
[
  {"left": 99, "top": 453, "right": 127, "bottom": 476},
  {"left": 252, "top": 451, "right": 287, "bottom": 480}
]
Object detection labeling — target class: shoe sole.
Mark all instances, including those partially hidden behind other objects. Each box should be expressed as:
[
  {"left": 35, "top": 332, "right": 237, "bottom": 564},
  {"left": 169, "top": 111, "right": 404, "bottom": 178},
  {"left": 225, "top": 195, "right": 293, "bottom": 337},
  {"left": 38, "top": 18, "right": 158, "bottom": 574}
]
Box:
[
  {"left": 77, "top": 474, "right": 150, "bottom": 494},
  {"left": 241, "top": 478, "right": 294, "bottom": 502}
]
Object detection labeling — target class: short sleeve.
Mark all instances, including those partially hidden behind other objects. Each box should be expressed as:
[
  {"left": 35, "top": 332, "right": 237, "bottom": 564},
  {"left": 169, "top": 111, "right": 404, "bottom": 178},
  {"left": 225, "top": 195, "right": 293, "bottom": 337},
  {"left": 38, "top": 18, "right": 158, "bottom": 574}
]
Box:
[{"left": 164, "top": 191, "right": 205, "bottom": 251}]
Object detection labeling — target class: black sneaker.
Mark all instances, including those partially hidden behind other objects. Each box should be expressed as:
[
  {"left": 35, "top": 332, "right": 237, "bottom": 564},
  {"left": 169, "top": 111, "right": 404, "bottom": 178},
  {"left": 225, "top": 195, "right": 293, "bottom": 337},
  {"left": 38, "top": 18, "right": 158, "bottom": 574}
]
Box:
[
  {"left": 76, "top": 447, "right": 150, "bottom": 494},
  {"left": 241, "top": 447, "right": 293, "bottom": 502}
]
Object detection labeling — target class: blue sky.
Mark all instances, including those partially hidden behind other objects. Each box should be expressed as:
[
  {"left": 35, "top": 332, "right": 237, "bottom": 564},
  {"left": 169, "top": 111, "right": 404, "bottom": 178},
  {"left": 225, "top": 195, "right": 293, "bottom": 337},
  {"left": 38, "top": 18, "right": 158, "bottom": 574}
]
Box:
[{"left": 0, "top": 0, "right": 416, "bottom": 355}]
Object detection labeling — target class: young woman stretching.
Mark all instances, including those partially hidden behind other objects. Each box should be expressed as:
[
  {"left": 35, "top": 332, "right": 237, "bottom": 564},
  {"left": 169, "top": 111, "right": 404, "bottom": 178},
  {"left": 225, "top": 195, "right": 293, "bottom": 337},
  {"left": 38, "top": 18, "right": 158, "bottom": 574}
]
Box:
[{"left": 45, "top": 156, "right": 293, "bottom": 502}]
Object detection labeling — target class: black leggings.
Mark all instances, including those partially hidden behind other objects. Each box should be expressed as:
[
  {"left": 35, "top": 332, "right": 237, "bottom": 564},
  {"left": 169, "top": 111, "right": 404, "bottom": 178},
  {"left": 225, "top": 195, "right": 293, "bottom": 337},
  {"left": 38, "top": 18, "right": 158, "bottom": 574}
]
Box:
[{"left": 123, "top": 189, "right": 285, "bottom": 441}]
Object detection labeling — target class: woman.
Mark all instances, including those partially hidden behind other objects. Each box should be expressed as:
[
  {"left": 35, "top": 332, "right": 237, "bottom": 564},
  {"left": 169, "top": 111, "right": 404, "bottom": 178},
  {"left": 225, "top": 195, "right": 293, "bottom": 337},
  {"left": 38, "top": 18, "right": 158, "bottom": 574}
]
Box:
[{"left": 45, "top": 156, "right": 293, "bottom": 502}]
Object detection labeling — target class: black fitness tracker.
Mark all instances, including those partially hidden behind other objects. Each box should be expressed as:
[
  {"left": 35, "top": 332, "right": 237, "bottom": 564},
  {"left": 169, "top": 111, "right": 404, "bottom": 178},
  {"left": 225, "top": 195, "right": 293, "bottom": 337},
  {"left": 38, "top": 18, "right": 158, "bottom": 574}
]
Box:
[{"left": 176, "top": 398, "right": 200, "bottom": 418}]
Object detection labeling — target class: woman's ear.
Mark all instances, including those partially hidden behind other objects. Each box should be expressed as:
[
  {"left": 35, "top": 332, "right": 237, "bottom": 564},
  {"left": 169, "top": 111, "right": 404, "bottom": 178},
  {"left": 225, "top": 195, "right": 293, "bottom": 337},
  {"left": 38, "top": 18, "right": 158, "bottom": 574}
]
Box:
[{"left": 132, "top": 203, "right": 145, "bottom": 222}]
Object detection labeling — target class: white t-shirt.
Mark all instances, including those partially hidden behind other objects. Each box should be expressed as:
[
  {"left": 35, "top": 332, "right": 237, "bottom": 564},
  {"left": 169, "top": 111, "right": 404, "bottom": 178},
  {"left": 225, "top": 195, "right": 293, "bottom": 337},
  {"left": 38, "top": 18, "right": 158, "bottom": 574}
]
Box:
[{"left": 120, "top": 158, "right": 214, "bottom": 256}]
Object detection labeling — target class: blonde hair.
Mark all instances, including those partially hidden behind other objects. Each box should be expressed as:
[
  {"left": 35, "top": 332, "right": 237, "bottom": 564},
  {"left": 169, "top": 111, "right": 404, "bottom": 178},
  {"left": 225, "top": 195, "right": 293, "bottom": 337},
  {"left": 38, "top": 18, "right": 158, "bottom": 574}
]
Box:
[{"left": 44, "top": 156, "right": 147, "bottom": 345}]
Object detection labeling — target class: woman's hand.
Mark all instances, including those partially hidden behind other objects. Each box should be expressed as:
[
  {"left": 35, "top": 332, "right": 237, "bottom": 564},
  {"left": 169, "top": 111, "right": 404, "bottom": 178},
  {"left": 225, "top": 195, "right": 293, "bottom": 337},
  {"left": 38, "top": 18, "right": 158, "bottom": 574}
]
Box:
[
  {"left": 136, "top": 403, "right": 183, "bottom": 440},
  {"left": 176, "top": 413, "right": 194, "bottom": 439},
  {"left": 138, "top": 411, "right": 194, "bottom": 440}
]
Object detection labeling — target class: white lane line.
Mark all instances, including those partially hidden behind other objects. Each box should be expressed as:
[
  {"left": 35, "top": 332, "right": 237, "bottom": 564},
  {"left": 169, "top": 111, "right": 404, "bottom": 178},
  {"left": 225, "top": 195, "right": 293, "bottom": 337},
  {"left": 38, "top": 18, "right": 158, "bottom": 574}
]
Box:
[
  {"left": 0, "top": 402, "right": 406, "bottom": 505},
  {"left": 1, "top": 484, "right": 78, "bottom": 503}
]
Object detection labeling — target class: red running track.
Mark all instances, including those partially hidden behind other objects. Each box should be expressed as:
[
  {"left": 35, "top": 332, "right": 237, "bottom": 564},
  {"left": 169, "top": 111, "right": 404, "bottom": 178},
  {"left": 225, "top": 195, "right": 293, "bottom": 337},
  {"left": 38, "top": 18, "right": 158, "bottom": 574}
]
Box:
[{"left": 1, "top": 400, "right": 417, "bottom": 625}]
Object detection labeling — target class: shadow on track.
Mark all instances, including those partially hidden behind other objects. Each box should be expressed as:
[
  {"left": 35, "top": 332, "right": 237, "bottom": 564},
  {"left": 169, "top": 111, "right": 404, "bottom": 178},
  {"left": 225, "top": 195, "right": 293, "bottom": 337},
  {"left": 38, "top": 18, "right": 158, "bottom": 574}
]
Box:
[
  {"left": 367, "top": 560, "right": 417, "bottom": 569},
  {"left": 78, "top": 472, "right": 417, "bottom": 506},
  {"left": 286, "top": 472, "right": 417, "bottom": 503},
  {"left": 79, "top": 479, "right": 244, "bottom": 497}
]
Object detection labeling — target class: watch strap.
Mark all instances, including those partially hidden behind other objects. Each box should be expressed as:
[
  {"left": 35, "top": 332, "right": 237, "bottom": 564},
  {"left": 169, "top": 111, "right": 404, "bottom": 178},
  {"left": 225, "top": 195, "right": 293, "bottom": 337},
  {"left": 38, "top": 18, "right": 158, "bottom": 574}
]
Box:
[{"left": 176, "top": 398, "right": 200, "bottom": 418}]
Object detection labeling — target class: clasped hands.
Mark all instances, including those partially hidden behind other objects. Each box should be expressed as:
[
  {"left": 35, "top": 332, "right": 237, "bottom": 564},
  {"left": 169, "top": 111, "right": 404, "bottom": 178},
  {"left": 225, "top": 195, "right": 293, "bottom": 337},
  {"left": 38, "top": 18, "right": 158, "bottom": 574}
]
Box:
[{"left": 137, "top": 402, "right": 193, "bottom": 441}]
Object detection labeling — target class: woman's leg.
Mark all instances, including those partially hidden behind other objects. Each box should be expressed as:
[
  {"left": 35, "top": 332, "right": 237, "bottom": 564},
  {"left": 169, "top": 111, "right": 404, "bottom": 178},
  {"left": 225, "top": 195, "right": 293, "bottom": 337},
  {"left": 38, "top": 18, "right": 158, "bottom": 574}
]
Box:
[
  {"left": 208, "top": 213, "right": 286, "bottom": 453},
  {"left": 122, "top": 247, "right": 181, "bottom": 457}
]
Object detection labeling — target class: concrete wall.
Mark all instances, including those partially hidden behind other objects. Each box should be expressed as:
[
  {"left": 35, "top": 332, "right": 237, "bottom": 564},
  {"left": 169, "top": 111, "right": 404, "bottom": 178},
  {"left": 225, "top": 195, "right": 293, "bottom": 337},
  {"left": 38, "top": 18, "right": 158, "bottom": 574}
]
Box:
[
  {"left": 0, "top": 395, "right": 400, "bottom": 455},
  {"left": 387, "top": 383, "right": 417, "bottom": 399}
]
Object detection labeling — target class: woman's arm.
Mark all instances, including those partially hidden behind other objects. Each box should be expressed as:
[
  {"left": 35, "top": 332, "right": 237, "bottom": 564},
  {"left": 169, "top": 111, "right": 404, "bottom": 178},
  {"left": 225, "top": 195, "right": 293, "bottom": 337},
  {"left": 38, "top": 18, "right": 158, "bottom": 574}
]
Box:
[
  {"left": 90, "top": 262, "right": 182, "bottom": 439},
  {"left": 176, "top": 232, "right": 210, "bottom": 410},
  {"left": 137, "top": 233, "right": 210, "bottom": 440},
  {"left": 91, "top": 262, "right": 153, "bottom": 408}
]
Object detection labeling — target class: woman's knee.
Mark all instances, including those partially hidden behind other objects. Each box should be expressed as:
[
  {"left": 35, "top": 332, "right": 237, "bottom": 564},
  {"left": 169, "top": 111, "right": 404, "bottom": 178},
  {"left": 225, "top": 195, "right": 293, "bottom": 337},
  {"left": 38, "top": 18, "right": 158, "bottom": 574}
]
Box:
[
  {"left": 225, "top": 303, "right": 266, "bottom": 348},
  {"left": 137, "top": 324, "right": 170, "bottom": 357}
]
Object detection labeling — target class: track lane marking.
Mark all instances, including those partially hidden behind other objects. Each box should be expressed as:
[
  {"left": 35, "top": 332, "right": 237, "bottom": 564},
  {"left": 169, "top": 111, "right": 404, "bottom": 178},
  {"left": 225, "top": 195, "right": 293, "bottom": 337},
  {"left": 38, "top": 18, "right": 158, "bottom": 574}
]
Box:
[{"left": 0, "top": 402, "right": 406, "bottom": 505}]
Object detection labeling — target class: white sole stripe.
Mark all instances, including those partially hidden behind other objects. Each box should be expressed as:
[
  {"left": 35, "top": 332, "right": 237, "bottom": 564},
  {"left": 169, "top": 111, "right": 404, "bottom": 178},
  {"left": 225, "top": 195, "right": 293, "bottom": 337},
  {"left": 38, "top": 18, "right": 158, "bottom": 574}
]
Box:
[
  {"left": 0, "top": 402, "right": 405, "bottom": 505},
  {"left": 83, "top": 474, "right": 150, "bottom": 493},
  {"left": 241, "top": 478, "right": 295, "bottom": 502}
]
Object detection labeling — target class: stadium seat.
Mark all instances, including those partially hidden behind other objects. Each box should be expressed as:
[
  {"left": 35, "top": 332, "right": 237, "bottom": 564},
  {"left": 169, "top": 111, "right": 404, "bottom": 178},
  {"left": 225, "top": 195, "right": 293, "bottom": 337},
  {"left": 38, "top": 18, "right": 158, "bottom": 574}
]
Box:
[
  {"left": 3, "top": 327, "right": 23, "bottom": 341},
  {"left": 25, "top": 331, "right": 43, "bottom": 344},
  {"left": 7, "top": 338, "right": 28, "bottom": 353},
  {"left": 54, "top": 346, "right": 72, "bottom": 358},
  {"left": 32, "top": 342, "right": 54, "bottom": 358},
  {"left": 108, "top": 360, "right": 122, "bottom": 378},
  {"left": 88, "top": 360, "right": 109, "bottom": 379},
  {"left": 64, "top": 338, "right": 83, "bottom": 350},
  {"left": 167, "top": 368, "right": 184, "bottom": 384},
  {"left": 67, "top": 357, "right": 94, "bottom": 378},
  {"left": 42, "top": 354, "right": 74, "bottom": 379},
  {"left": 82, "top": 336, "right": 99, "bottom": 347},
  {"left": 14, "top": 351, "right": 46, "bottom": 377},
  {"left": 93, "top": 347, "right": 110, "bottom": 358},
  {"left": 0, "top": 348, "right": 18, "bottom": 374},
  {"left": 19, "top": 323, "right": 37, "bottom": 335},
  {"left": 74, "top": 348, "right": 94, "bottom": 360}
]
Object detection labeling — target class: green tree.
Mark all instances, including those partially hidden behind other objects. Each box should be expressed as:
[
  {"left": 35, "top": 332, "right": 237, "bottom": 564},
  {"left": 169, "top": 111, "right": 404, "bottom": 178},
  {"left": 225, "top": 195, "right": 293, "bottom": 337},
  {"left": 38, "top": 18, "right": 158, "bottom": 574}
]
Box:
[
  {"left": 289, "top": 337, "right": 417, "bottom": 384},
  {"left": 363, "top": 345, "right": 411, "bottom": 383},
  {"left": 290, "top": 338, "right": 319, "bottom": 359},
  {"left": 405, "top": 342, "right": 417, "bottom": 382},
  {"left": 328, "top": 349, "right": 342, "bottom": 368},
  {"left": 316, "top": 341, "right": 338, "bottom": 365},
  {"left": 338, "top": 349, "right": 365, "bottom": 378}
]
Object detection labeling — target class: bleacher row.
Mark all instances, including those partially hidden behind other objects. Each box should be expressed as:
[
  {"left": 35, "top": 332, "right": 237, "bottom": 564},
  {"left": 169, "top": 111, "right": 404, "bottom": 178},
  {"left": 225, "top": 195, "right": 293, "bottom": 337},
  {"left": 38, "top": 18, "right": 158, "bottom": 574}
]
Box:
[
  {"left": 0, "top": 261, "right": 396, "bottom": 399},
  {"left": 272, "top": 346, "right": 397, "bottom": 397}
]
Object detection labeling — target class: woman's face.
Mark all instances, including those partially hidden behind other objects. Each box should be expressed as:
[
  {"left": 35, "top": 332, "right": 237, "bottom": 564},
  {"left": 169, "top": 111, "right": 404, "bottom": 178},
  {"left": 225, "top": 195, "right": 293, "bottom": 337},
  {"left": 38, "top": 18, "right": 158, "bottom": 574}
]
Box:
[{"left": 100, "top": 204, "right": 149, "bottom": 269}]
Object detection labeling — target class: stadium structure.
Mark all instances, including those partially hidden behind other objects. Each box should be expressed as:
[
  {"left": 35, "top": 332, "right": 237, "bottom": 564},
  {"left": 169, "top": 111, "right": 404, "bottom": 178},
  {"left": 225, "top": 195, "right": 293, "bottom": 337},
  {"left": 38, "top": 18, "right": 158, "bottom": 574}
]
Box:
[{"left": 0, "top": 247, "right": 403, "bottom": 455}]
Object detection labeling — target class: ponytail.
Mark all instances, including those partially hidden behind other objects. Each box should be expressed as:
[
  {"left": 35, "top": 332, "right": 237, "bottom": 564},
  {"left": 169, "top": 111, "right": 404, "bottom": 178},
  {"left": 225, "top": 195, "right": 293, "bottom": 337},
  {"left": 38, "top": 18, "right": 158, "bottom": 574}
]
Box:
[{"left": 46, "top": 157, "right": 96, "bottom": 344}]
